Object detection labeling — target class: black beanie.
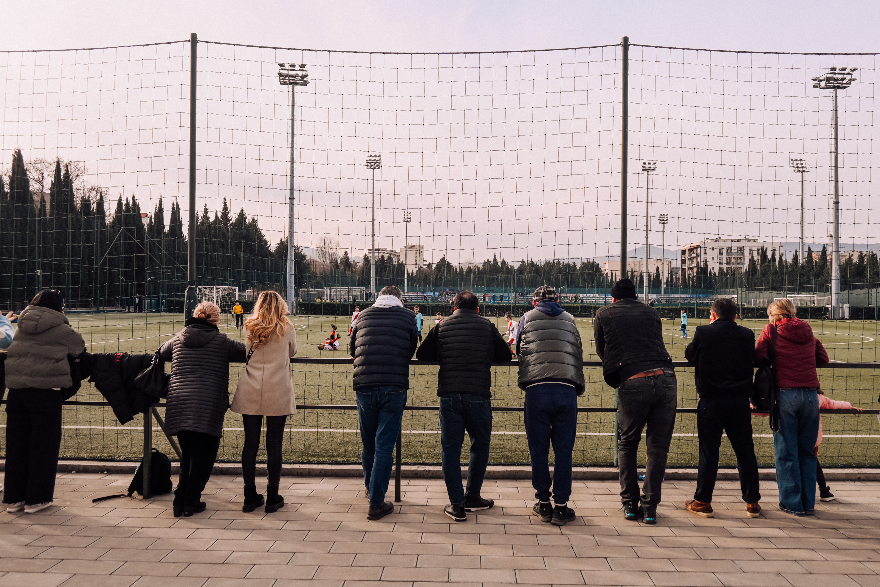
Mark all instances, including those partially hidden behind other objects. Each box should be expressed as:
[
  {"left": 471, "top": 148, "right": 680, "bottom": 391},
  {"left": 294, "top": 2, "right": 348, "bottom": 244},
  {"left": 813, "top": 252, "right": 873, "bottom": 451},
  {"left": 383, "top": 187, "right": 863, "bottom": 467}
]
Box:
[
  {"left": 610, "top": 279, "right": 637, "bottom": 300},
  {"left": 31, "top": 289, "right": 64, "bottom": 313}
]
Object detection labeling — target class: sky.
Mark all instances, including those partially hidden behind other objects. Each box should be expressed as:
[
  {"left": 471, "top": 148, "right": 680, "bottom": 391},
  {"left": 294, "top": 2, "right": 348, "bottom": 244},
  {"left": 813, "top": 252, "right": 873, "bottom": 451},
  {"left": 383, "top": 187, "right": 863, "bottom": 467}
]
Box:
[{"left": 2, "top": 1, "right": 879, "bottom": 265}]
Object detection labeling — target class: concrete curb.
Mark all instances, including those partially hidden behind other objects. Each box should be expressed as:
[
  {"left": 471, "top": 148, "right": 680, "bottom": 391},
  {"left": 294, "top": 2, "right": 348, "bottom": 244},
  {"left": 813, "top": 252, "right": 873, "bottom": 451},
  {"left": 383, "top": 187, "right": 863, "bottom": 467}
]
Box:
[{"left": 39, "top": 460, "right": 880, "bottom": 482}]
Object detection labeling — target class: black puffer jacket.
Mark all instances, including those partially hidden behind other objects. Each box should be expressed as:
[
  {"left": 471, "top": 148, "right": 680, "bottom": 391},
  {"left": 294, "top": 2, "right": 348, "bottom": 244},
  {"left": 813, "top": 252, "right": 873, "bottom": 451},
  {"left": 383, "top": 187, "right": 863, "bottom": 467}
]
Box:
[
  {"left": 349, "top": 299, "right": 418, "bottom": 391},
  {"left": 415, "top": 308, "right": 512, "bottom": 398},
  {"left": 158, "top": 318, "right": 246, "bottom": 437},
  {"left": 593, "top": 298, "right": 671, "bottom": 387},
  {"left": 89, "top": 352, "right": 155, "bottom": 424},
  {"left": 517, "top": 302, "right": 585, "bottom": 394}
]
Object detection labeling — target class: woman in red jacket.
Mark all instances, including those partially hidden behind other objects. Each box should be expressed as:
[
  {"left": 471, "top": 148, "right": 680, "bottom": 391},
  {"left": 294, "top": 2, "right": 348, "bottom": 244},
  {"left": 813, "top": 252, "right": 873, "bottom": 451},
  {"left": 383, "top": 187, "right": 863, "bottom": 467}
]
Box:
[{"left": 754, "top": 299, "right": 828, "bottom": 517}]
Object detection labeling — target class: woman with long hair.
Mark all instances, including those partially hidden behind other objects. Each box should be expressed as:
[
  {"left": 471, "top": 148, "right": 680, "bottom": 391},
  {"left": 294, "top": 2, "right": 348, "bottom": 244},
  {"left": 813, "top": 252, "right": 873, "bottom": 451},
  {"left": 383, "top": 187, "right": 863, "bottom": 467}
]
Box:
[
  {"left": 754, "top": 298, "right": 829, "bottom": 516},
  {"left": 231, "top": 291, "right": 298, "bottom": 513}
]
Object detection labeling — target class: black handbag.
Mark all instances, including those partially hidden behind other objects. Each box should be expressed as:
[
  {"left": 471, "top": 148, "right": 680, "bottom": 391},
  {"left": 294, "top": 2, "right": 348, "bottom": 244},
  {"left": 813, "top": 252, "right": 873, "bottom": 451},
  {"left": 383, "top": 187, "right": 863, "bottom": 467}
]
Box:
[
  {"left": 134, "top": 351, "right": 170, "bottom": 399},
  {"left": 61, "top": 352, "right": 87, "bottom": 400},
  {"left": 752, "top": 324, "right": 780, "bottom": 432}
]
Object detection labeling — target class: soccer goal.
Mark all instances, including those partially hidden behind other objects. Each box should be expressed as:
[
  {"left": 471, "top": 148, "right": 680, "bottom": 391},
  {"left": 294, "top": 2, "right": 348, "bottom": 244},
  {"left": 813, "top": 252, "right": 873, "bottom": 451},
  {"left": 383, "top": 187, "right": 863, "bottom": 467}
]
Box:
[
  {"left": 785, "top": 295, "right": 818, "bottom": 307},
  {"left": 197, "top": 286, "right": 239, "bottom": 313}
]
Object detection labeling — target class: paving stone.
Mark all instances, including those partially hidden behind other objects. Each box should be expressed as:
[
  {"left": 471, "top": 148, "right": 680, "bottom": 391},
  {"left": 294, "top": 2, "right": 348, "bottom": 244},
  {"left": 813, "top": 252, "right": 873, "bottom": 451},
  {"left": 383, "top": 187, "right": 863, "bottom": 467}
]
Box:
[
  {"left": 48, "top": 559, "right": 124, "bottom": 574},
  {"left": 714, "top": 572, "right": 798, "bottom": 586},
  {"left": 648, "top": 571, "right": 723, "bottom": 586},
  {"left": 579, "top": 570, "right": 653, "bottom": 585},
  {"left": 448, "top": 567, "right": 516, "bottom": 583},
  {"left": 781, "top": 574, "right": 861, "bottom": 587},
  {"left": 57, "top": 576, "right": 140, "bottom": 587},
  {"left": 381, "top": 567, "right": 448, "bottom": 582},
  {"left": 180, "top": 563, "right": 253, "bottom": 578},
  {"left": 0, "top": 573, "right": 72, "bottom": 587},
  {"left": 313, "top": 566, "right": 381, "bottom": 580},
  {"left": 244, "top": 565, "right": 316, "bottom": 580},
  {"left": 113, "top": 561, "right": 189, "bottom": 576}
]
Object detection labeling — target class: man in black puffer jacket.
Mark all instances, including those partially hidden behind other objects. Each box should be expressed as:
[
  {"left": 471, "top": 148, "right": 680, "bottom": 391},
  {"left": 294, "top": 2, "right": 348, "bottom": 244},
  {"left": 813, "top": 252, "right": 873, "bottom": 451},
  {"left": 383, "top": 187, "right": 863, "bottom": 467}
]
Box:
[
  {"left": 516, "top": 285, "right": 585, "bottom": 527},
  {"left": 416, "top": 291, "right": 512, "bottom": 522},
  {"left": 350, "top": 285, "right": 418, "bottom": 520},
  {"left": 593, "top": 278, "right": 676, "bottom": 525}
]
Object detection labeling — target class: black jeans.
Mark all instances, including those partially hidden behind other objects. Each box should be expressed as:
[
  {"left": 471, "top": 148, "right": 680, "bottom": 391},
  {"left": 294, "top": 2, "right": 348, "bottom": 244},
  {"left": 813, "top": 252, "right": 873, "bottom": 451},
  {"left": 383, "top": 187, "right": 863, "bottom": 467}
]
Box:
[
  {"left": 3, "top": 389, "right": 63, "bottom": 505},
  {"left": 694, "top": 395, "right": 761, "bottom": 504},
  {"left": 241, "top": 414, "right": 288, "bottom": 487},
  {"left": 617, "top": 371, "right": 677, "bottom": 507},
  {"left": 235, "top": 314, "right": 244, "bottom": 328},
  {"left": 439, "top": 394, "right": 492, "bottom": 506},
  {"left": 524, "top": 384, "right": 578, "bottom": 504},
  {"left": 175, "top": 431, "right": 221, "bottom": 508}
]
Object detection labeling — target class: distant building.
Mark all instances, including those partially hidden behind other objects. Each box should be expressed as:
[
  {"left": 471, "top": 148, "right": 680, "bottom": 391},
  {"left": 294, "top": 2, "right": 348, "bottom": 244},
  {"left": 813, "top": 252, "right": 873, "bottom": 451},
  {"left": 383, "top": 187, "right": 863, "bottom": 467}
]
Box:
[
  {"left": 682, "top": 238, "right": 782, "bottom": 281},
  {"left": 603, "top": 259, "right": 674, "bottom": 280},
  {"left": 401, "top": 244, "right": 424, "bottom": 272},
  {"left": 367, "top": 247, "right": 400, "bottom": 263},
  {"left": 839, "top": 250, "right": 872, "bottom": 262}
]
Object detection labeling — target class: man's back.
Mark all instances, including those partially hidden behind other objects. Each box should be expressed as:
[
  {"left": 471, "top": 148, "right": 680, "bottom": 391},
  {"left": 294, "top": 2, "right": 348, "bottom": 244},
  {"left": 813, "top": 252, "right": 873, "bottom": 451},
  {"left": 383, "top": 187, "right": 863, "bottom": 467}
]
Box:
[
  {"left": 685, "top": 319, "right": 755, "bottom": 398},
  {"left": 517, "top": 303, "right": 585, "bottom": 394},
  {"left": 593, "top": 298, "right": 671, "bottom": 387},
  {"left": 350, "top": 303, "right": 417, "bottom": 391}
]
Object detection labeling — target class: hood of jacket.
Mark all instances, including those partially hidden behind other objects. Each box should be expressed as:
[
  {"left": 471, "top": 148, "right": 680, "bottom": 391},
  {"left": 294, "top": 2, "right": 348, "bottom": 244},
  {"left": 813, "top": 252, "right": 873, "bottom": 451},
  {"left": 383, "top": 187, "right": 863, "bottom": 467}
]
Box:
[
  {"left": 16, "top": 305, "right": 69, "bottom": 335},
  {"left": 373, "top": 295, "right": 404, "bottom": 308},
  {"left": 180, "top": 319, "right": 220, "bottom": 349},
  {"left": 535, "top": 300, "right": 564, "bottom": 317},
  {"left": 776, "top": 317, "right": 815, "bottom": 345}
]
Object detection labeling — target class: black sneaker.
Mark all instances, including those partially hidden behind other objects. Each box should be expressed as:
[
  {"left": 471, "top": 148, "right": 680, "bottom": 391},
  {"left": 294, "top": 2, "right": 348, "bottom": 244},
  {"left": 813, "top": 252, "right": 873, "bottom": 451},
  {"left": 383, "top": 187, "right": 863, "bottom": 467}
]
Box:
[
  {"left": 641, "top": 504, "right": 657, "bottom": 525},
  {"left": 444, "top": 504, "right": 467, "bottom": 522},
  {"left": 819, "top": 487, "right": 835, "bottom": 502},
  {"left": 622, "top": 501, "right": 639, "bottom": 522},
  {"left": 551, "top": 504, "right": 576, "bottom": 526},
  {"left": 367, "top": 501, "right": 394, "bottom": 520},
  {"left": 532, "top": 501, "right": 553, "bottom": 523},
  {"left": 464, "top": 496, "right": 494, "bottom": 512},
  {"left": 182, "top": 502, "right": 207, "bottom": 517}
]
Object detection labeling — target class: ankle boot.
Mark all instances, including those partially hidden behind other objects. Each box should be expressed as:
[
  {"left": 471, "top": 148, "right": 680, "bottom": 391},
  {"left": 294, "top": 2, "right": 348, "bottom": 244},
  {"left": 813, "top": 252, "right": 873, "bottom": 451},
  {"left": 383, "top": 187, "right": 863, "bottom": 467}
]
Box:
[
  {"left": 242, "top": 484, "right": 264, "bottom": 513},
  {"left": 265, "top": 485, "right": 285, "bottom": 514}
]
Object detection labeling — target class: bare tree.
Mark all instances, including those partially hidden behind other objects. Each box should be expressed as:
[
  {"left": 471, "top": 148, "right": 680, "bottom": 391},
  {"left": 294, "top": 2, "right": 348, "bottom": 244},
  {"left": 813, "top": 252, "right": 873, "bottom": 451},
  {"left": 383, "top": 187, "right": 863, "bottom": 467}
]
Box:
[{"left": 316, "top": 235, "right": 340, "bottom": 265}]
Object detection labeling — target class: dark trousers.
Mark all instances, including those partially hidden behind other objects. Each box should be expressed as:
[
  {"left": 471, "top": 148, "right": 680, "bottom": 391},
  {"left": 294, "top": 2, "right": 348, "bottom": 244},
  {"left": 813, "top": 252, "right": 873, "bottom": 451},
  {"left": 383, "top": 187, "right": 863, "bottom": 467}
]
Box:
[
  {"left": 439, "top": 394, "right": 492, "bottom": 506},
  {"left": 356, "top": 386, "right": 407, "bottom": 507},
  {"left": 241, "top": 414, "right": 288, "bottom": 487},
  {"left": 175, "top": 431, "right": 221, "bottom": 508},
  {"left": 3, "top": 389, "right": 63, "bottom": 505},
  {"left": 817, "top": 461, "right": 827, "bottom": 491},
  {"left": 235, "top": 314, "right": 244, "bottom": 328},
  {"left": 694, "top": 395, "right": 761, "bottom": 504},
  {"left": 524, "top": 384, "right": 578, "bottom": 504},
  {"left": 617, "top": 372, "right": 678, "bottom": 507}
]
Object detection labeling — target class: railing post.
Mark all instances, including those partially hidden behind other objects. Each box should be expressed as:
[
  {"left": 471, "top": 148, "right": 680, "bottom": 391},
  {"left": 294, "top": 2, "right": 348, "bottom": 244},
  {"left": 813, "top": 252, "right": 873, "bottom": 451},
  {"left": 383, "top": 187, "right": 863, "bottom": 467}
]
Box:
[
  {"left": 613, "top": 388, "right": 620, "bottom": 467},
  {"left": 394, "top": 430, "right": 402, "bottom": 502},
  {"left": 142, "top": 404, "right": 153, "bottom": 499}
]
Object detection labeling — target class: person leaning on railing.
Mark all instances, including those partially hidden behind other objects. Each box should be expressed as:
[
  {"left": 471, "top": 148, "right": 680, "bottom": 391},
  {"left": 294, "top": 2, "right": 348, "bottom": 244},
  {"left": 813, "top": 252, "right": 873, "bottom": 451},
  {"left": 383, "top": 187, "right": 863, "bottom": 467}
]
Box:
[
  {"left": 158, "top": 301, "right": 246, "bottom": 518},
  {"left": 3, "top": 289, "right": 85, "bottom": 514},
  {"left": 0, "top": 310, "right": 15, "bottom": 349},
  {"left": 231, "top": 291, "right": 297, "bottom": 515}
]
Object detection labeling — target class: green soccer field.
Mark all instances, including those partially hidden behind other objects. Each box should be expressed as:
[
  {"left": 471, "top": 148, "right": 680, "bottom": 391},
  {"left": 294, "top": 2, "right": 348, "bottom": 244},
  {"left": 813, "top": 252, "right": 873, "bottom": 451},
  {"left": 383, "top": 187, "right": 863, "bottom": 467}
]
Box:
[{"left": 6, "top": 311, "right": 878, "bottom": 468}]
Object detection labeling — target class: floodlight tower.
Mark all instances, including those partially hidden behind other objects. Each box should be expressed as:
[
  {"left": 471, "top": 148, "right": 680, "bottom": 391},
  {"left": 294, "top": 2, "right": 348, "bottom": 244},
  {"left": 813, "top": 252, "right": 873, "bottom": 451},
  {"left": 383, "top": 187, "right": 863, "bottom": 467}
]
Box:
[
  {"left": 366, "top": 154, "right": 382, "bottom": 298},
  {"left": 790, "top": 158, "right": 810, "bottom": 264},
  {"left": 278, "top": 63, "right": 309, "bottom": 314},
  {"left": 812, "top": 66, "right": 856, "bottom": 319},
  {"left": 641, "top": 160, "right": 657, "bottom": 301},
  {"left": 141, "top": 213, "right": 149, "bottom": 304},
  {"left": 658, "top": 214, "right": 669, "bottom": 296},
  {"left": 403, "top": 210, "right": 412, "bottom": 293}
]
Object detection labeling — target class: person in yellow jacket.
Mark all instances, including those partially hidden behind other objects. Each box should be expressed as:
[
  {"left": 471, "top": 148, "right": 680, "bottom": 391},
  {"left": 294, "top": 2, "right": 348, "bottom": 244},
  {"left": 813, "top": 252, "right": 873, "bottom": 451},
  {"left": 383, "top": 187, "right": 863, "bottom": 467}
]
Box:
[{"left": 232, "top": 302, "right": 244, "bottom": 329}]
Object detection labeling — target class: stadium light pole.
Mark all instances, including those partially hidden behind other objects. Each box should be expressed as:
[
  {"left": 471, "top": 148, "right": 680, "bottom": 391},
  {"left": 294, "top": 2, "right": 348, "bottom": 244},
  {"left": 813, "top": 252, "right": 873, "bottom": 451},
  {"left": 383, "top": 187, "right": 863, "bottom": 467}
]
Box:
[
  {"left": 278, "top": 63, "right": 309, "bottom": 314},
  {"left": 812, "top": 66, "right": 856, "bottom": 319},
  {"left": 403, "top": 210, "right": 411, "bottom": 293},
  {"left": 658, "top": 214, "right": 668, "bottom": 296},
  {"left": 790, "top": 158, "right": 810, "bottom": 264},
  {"left": 366, "top": 154, "right": 382, "bottom": 299},
  {"left": 641, "top": 160, "right": 657, "bottom": 302},
  {"left": 141, "top": 212, "right": 149, "bottom": 306}
]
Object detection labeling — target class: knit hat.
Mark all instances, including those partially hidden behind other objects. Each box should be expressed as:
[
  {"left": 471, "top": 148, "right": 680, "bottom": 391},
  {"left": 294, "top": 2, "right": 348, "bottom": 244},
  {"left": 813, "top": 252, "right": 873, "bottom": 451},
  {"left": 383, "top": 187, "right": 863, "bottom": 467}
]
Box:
[
  {"left": 532, "top": 285, "right": 558, "bottom": 302},
  {"left": 610, "top": 279, "right": 637, "bottom": 300}
]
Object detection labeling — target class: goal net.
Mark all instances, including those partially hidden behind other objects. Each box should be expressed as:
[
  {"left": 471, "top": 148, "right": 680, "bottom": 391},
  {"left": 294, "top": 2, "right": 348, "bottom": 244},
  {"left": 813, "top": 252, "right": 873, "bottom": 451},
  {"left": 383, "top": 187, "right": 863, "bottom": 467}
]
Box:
[{"left": 198, "top": 286, "right": 239, "bottom": 313}]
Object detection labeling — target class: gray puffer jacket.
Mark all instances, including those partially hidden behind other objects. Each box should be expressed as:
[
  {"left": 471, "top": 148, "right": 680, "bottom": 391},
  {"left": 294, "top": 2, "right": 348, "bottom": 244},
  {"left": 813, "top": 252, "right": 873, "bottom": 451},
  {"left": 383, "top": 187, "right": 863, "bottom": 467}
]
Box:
[
  {"left": 4, "top": 305, "right": 86, "bottom": 390},
  {"left": 159, "top": 318, "right": 246, "bottom": 438},
  {"left": 516, "top": 302, "right": 585, "bottom": 394}
]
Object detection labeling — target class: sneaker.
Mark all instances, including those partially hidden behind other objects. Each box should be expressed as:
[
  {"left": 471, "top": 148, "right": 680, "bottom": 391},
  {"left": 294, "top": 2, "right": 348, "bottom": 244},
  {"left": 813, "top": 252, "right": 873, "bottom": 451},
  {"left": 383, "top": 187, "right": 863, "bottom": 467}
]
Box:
[
  {"left": 685, "top": 499, "right": 714, "bottom": 518},
  {"left": 444, "top": 504, "right": 467, "bottom": 522},
  {"left": 464, "top": 496, "right": 494, "bottom": 512},
  {"left": 819, "top": 487, "right": 835, "bottom": 502},
  {"left": 24, "top": 502, "right": 53, "bottom": 514},
  {"left": 778, "top": 503, "right": 805, "bottom": 517},
  {"left": 532, "top": 501, "right": 553, "bottom": 523},
  {"left": 5, "top": 501, "right": 24, "bottom": 513},
  {"left": 641, "top": 504, "right": 657, "bottom": 525},
  {"left": 551, "top": 504, "right": 576, "bottom": 526},
  {"left": 622, "top": 501, "right": 639, "bottom": 522},
  {"left": 367, "top": 501, "right": 394, "bottom": 521},
  {"left": 182, "top": 502, "right": 207, "bottom": 517},
  {"left": 745, "top": 503, "right": 761, "bottom": 518}
]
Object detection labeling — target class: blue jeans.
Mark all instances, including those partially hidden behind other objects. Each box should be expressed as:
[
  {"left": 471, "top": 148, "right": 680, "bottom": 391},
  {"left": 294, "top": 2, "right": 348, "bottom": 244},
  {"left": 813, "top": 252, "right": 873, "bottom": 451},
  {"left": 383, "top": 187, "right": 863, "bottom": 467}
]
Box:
[
  {"left": 439, "top": 394, "right": 493, "bottom": 506},
  {"left": 524, "top": 384, "right": 578, "bottom": 504},
  {"left": 357, "top": 386, "right": 407, "bottom": 507},
  {"left": 774, "top": 388, "right": 819, "bottom": 514}
]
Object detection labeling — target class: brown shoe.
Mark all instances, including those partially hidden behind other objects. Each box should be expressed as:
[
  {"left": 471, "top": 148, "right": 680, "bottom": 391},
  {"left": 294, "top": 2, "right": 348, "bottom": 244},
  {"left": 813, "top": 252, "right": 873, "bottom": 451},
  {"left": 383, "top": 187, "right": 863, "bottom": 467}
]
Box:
[
  {"left": 746, "top": 503, "right": 761, "bottom": 518},
  {"left": 685, "top": 499, "right": 714, "bottom": 517}
]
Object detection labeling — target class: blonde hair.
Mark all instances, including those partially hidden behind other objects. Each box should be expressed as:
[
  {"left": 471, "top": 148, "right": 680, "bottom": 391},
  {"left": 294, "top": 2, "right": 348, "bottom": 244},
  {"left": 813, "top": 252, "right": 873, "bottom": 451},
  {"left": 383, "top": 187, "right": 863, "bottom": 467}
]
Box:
[
  {"left": 245, "top": 291, "right": 291, "bottom": 348},
  {"left": 767, "top": 298, "right": 797, "bottom": 323},
  {"left": 193, "top": 302, "right": 221, "bottom": 325}
]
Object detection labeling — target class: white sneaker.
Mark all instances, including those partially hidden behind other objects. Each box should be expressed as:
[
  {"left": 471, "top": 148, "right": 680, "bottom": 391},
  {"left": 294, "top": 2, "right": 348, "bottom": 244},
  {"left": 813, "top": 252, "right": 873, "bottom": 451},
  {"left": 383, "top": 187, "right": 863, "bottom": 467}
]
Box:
[
  {"left": 6, "top": 501, "right": 24, "bottom": 513},
  {"left": 24, "top": 502, "right": 53, "bottom": 514}
]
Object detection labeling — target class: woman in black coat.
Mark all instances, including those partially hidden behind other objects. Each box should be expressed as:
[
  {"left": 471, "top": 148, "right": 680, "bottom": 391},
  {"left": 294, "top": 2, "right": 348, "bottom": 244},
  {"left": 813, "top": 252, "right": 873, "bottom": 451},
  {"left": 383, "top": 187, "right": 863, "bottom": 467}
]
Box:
[{"left": 159, "top": 302, "right": 246, "bottom": 516}]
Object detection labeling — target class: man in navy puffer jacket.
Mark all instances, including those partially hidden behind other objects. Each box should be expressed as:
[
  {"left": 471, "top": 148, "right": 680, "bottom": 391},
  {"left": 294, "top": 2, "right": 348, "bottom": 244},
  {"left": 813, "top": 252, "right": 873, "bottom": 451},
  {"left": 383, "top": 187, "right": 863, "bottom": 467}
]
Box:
[{"left": 350, "top": 285, "right": 418, "bottom": 520}]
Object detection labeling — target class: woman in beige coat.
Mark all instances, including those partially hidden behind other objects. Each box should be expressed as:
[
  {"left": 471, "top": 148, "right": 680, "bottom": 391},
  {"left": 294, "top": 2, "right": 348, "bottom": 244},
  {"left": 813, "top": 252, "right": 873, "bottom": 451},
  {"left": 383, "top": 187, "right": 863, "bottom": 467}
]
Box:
[{"left": 231, "top": 291, "right": 297, "bottom": 513}]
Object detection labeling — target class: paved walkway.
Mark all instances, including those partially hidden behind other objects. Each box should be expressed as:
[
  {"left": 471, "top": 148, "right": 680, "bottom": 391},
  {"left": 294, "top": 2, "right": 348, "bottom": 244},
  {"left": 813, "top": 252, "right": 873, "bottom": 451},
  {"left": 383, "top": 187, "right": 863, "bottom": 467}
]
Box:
[{"left": 0, "top": 472, "right": 878, "bottom": 587}]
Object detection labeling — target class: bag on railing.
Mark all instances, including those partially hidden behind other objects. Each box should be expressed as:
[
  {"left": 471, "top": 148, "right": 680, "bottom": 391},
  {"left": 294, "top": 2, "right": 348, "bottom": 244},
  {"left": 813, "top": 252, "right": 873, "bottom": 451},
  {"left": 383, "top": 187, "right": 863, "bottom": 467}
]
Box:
[
  {"left": 134, "top": 351, "right": 170, "bottom": 399},
  {"left": 752, "top": 324, "right": 779, "bottom": 432}
]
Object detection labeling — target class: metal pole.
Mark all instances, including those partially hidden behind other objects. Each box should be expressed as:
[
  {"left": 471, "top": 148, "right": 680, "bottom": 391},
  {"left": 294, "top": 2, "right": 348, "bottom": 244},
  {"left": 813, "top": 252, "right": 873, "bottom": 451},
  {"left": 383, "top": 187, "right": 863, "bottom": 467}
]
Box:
[
  {"left": 371, "top": 168, "right": 376, "bottom": 298},
  {"left": 287, "top": 85, "right": 297, "bottom": 314},
  {"left": 800, "top": 171, "right": 805, "bottom": 263},
  {"left": 404, "top": 217, "right": 408, "bottom": 293},
  {"left": 394, "top": 430, "right": 402, "bottom": 502},
  {"left": 830, "top": 88, "right": 841, "bottom": 320},
  {"left": 184, "top": 33, "right": 199, "bottom": 317},
  {"left": 661, "top": 224, "right": 665, "bottom": 296},
  {"left": 142, "top": 405, "right": 153, "bottom": 499},
  {"left": 620, "top": 36, "right": 629, "bottom": 273},
  {"left": 644, "top": 171, "right": 649, "bottom": 300}
]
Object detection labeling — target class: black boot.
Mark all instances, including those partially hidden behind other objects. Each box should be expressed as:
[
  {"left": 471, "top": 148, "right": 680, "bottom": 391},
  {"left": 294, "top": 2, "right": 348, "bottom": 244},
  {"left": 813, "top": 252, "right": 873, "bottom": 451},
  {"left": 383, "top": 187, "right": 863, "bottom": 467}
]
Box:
[
  {"left": 265, "top": 485, "right": 285, "bottom": 514},
  {"left": 242, "top": 484, "right": 264, "bottom": 513}
]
